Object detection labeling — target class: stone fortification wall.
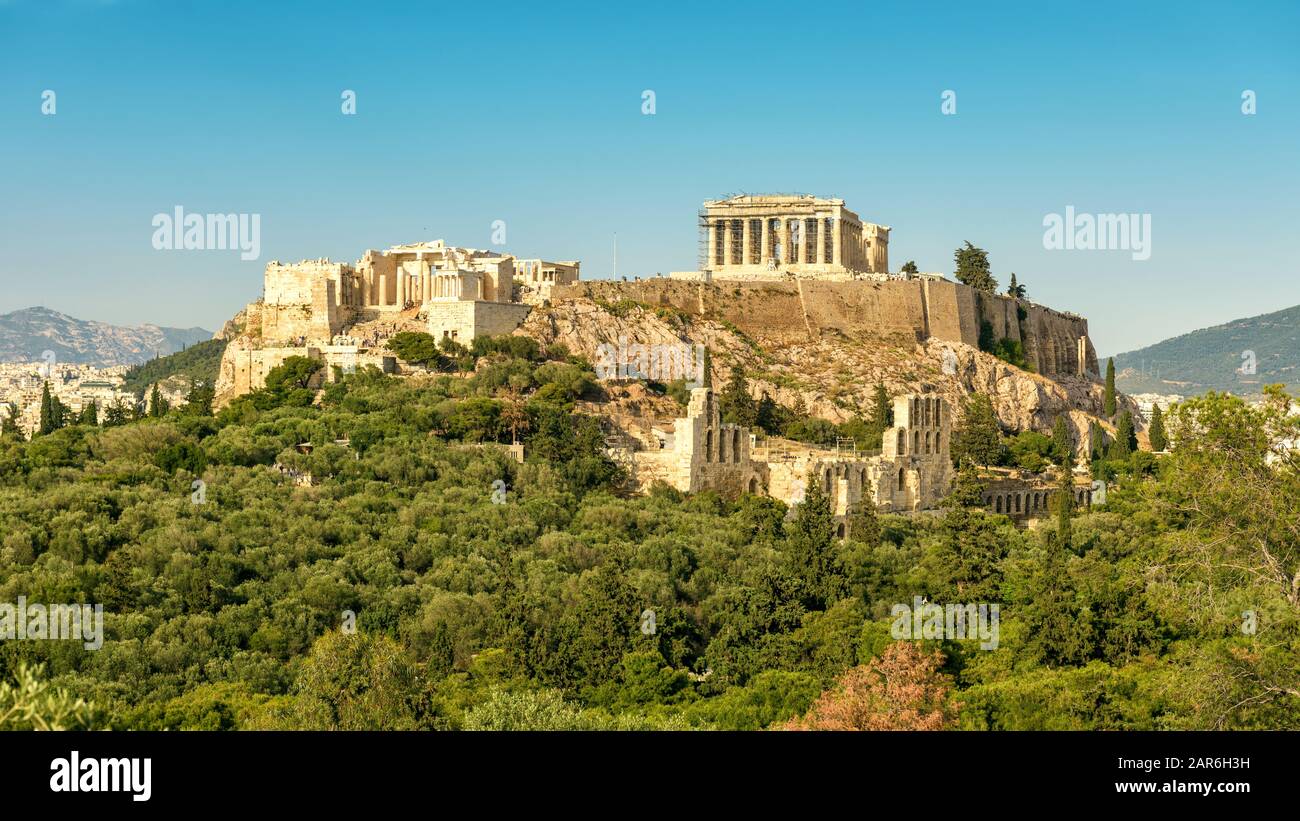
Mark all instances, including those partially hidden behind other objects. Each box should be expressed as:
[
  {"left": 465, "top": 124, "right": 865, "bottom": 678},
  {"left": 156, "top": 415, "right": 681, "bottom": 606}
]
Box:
[{"left": 553, "top": 278, "right": 1096, "bottom": 376}]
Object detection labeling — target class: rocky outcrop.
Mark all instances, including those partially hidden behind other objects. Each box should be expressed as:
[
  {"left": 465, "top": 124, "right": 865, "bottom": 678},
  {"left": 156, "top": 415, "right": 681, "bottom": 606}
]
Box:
[
  {"left": 552, "top": 277, "right": 1098, "bottom": 378},
  {"left": 519, "top": 293, "right": 1135, "bottom": 457}
]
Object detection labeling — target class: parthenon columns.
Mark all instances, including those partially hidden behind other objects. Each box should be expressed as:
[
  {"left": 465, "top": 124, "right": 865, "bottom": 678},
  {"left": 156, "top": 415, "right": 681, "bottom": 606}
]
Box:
[{"left": 700, "top": 196, "right": 886, "bottom": 274}]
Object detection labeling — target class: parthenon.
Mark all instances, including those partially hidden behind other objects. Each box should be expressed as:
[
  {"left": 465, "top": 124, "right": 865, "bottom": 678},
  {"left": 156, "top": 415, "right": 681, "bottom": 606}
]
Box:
[{"left": 700, "top": 194, "right": 890, "bottom": 278}]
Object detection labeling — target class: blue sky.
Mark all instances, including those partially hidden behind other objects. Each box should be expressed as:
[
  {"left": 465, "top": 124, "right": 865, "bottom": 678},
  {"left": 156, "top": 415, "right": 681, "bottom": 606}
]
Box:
[{"left": 1, "top": 0, "right": 1297, "bottom": 355}]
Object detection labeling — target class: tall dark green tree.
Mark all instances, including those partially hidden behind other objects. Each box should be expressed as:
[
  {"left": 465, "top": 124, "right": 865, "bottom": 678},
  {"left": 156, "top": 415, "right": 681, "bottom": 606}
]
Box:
[
  {"left": 719, "top": 366, "right": 758, "bottom": 427},
  {"left": 184, "top": 379, "right": 215, "bottom": 416},
  {"left": 953, "top": 241, "right": 997, "bottom": 293},
  {"left": 78, "top": 402, "right": 98, "bottom": 427},
  {"left": 946, "top": 460, "right": 987, "bottom": 509},
  {"left": 427, "top": 622, "right": 456, "bottom": 678},
  {"left": 870, "top": 382, "right": 893, "bottom": 430},
  {"left": 923, "top": 465, "right": 1006, "bottom": 601},
  {"left": 1051, "top": 415, "right": 1073, "bottom": 466},
  {"left": 950, "top": 393, "right": 1003, "bottom": 468},
  {"left": 900, "top": 260, "right": 919, "bottom": 275},
  {"left": 104, "top": 401, "right": 129, "bottom": 427},
  {"left": 845, "top": 500, "right": 880, "bottom": 548},
  {"left": 1006, "top": 272, "right": 1026, "bottom": 298},
  {"left": 1109, "top": 411, "right": 1137, "bottom": 459},
  {"left": 785, "top": 474, "right": 848, "bottom": 610},
  {"left": 148, "top": 384, "right": 168, "bottom": 418},
  {"left": 1148, "top": 404, "right": 1168, "bottom": 452},
  {"left": 1021, "top": 530, "right": 1091, "bottom": 667},
  {"left": 567, "top": 557, "right": 641, "bottom": 688},
  {"left": 755, "top": 391, "right": 785, "bottom": 436},
  {"left": 1088, "top": 421, "right": 1104, "bottom": 462},
  {"left": 1054, "top": 446, "right": 1075, "bottom": 545},
  {"left": 38, "top": 381, "right": 58, "bottom": 435},
  {"left": 1103, "top": 358, "right": 1117, "bottom": 418}
]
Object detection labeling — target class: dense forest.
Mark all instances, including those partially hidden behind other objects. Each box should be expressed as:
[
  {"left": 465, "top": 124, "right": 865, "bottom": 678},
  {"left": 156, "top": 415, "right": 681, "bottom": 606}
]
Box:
[{"left": 0, "top": 334, "right": 1297, "bottom": 730}]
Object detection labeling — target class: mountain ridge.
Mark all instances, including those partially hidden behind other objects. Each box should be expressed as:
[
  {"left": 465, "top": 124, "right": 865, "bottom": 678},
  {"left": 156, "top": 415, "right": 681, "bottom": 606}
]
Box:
[
  {"left": 0, "top": 306, "right": 213, "bottom": 367},
  {"left": 1109, "top": 304, "right": 1300, "bottom": 396}
]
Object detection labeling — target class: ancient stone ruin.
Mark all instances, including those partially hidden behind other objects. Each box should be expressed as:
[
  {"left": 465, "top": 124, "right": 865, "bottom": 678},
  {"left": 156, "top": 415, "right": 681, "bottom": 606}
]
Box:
[{"left": 619, "top": 387, "right": 954, "bottom": 530}]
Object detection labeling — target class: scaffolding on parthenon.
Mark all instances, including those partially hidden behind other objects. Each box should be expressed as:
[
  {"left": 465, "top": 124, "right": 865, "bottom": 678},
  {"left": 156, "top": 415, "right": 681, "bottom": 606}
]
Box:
[{"left": 697, "top": 207, "right": 711, "bottom": 272}]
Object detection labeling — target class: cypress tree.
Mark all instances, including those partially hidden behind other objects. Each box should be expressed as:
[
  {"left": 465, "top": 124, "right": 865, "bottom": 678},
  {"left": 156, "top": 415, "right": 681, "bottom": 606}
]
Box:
[
  {"left": 38, "top": 381, "right": 56, "bottom": 435},
  {"left": 1148, "top": 404, "right": 1167, "bottom": 452},
  {"left": 1007, "top": 273, "right": 1026, "bottom": 298},
  {"left": 78, "top": 401, "right": 98, "bottom": 427},
  {"left": 1110, "top": 411, "right": 1136, "bottom": 459},
  {"left": 1051, "top": 415, "right": 1073, "bottom": 466},
  {"left": 870, "top": 382, "right": 893, "bottom": 429},
  {"left": 846, "top": 500, "right": 881, "bottom": 548},
  {"left": 1103, "top": 358, "right": 1117, "bottom": 418},
  {"left": 756, "top": 391, "right": 779, "bottom": 434},
  {"left": 1055, "top": 447, "right": 1075, "bottom": 545},
  {"left": 950, "top": 393, "right": 1002, "bottom": 468},
  {"left": 786, "top": 473, "right": 848, "bottom": 609},
  {"left": 946, "top": 460, "right": 986, "bottom": 509},
  {"left": 428, "top": 622, "right": 456, "bottom": 678},
  {"left": 1022, "top": 530, "right": 1090, "bottom": 666},
  {"left": 149, "top": 384, "right": 168, "bottom": 418},
  {"left": 720, "top": 366, "right": 757, "bottom": 427}
]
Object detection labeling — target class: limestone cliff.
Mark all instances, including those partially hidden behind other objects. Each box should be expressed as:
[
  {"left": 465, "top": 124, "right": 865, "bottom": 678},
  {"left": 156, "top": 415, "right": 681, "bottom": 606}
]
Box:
[
  {"left": 552, "top": 278, "right": 1099, "bottom": 378},
  {"left": 519, "top": 288, "right": 1137, "bottom": 457}
]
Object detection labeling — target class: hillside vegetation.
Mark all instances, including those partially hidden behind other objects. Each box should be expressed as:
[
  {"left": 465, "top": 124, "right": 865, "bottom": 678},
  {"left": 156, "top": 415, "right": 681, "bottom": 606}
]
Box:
[
  {"left": 1113, "top": 304, "right": 1300, "bottom": 396},
  {"left": 0, "top": 332, "right": 1296, "bottom": 730},
  {"left": 121, "top": 338, "right": 227, "bottom": 397}
]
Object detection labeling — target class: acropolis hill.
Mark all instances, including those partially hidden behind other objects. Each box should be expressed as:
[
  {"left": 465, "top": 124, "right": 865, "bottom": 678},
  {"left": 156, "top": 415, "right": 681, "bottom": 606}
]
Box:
[{"left": 214, "top": 195, "right": 1129, "bottom": 511}]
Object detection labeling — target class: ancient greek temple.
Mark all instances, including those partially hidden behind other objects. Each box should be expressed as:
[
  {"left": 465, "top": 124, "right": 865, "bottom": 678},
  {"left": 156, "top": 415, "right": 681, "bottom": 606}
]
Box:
[{"left": 701, "top": 194, "right": 889, "bottom": 276}]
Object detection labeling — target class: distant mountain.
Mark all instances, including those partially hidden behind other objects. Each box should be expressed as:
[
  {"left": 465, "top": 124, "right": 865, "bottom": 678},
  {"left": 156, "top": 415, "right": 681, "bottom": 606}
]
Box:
[
  {"left": 0, "top": 306, "right": 213, "bottom": 367},
  {"left": 1110, "top": 304, "right": 1300, "bottom": 397}
]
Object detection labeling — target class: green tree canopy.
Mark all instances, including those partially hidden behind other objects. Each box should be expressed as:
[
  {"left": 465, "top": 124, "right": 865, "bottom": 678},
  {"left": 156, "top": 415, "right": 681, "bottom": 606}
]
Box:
[{"left": 954, "top": 242, "right": 997, "bottom": 293}]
